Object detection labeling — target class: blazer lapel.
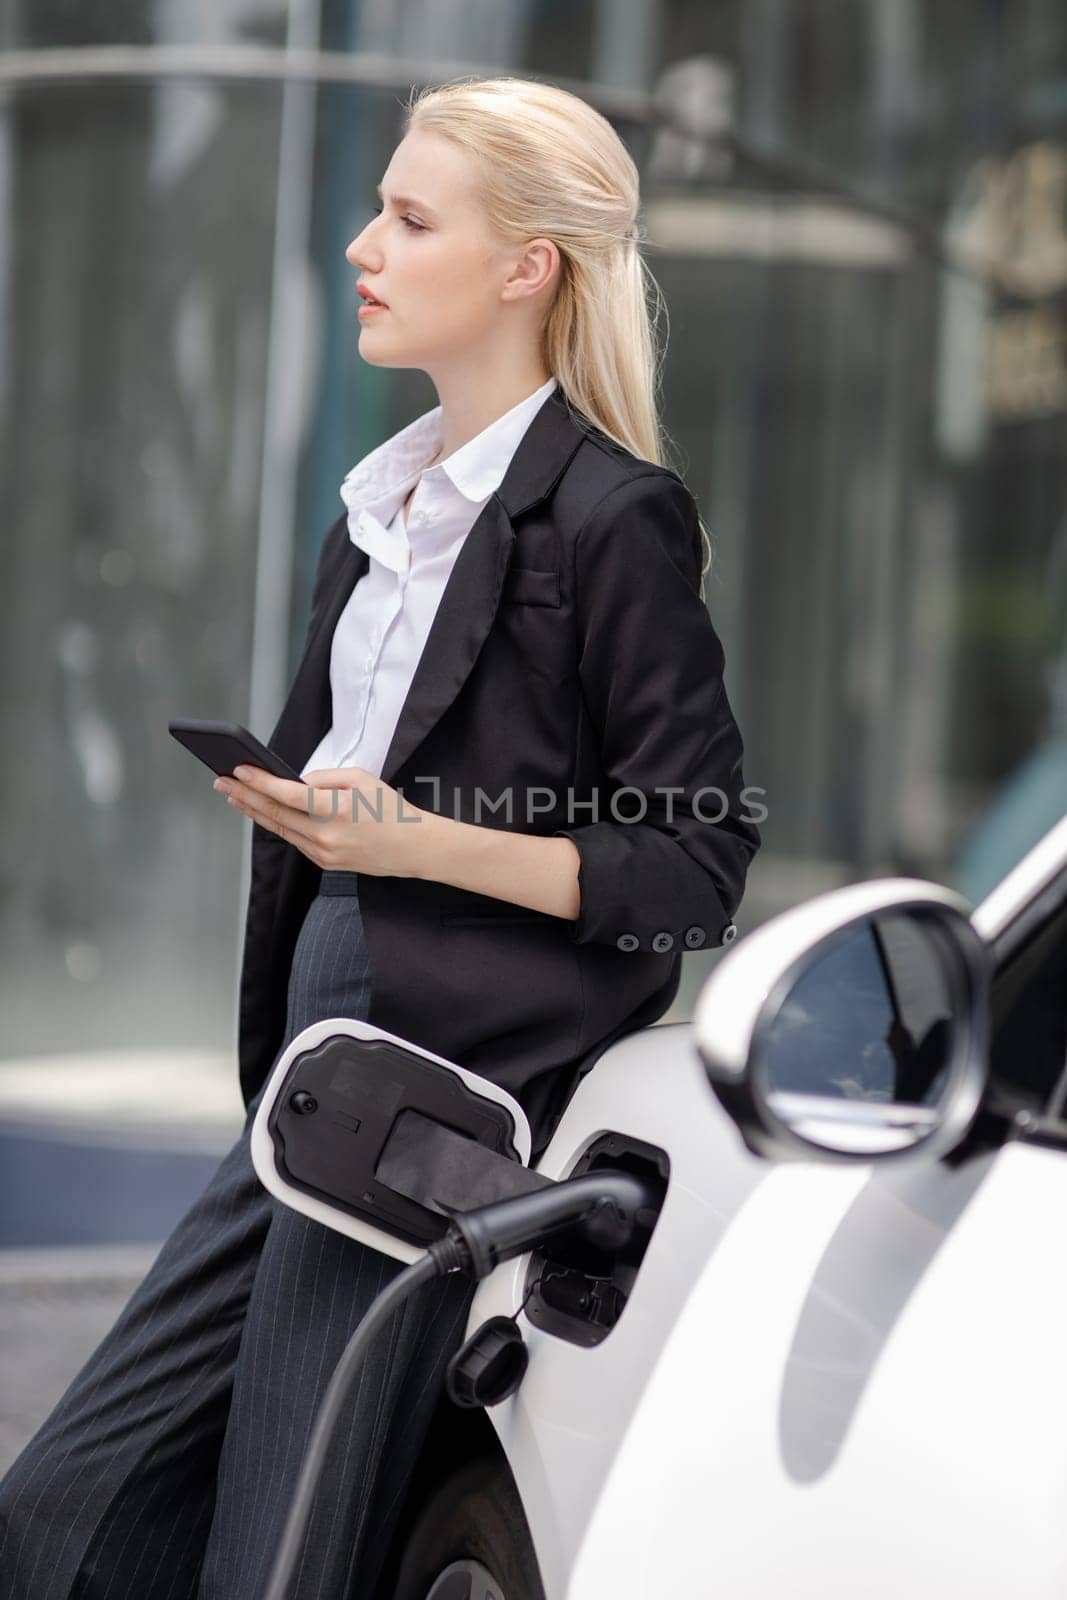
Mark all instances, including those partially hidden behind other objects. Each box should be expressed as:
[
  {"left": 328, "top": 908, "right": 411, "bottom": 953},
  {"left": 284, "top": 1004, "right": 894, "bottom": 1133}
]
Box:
[
  {"left": 379, "top": 492, "right": 513, "bottom": 785},
  {"left": 278, "top": 384, "right": 589, "bottom": 785},
  {"left": 268, "top": 537, "right": 369, "bottom": 769}
]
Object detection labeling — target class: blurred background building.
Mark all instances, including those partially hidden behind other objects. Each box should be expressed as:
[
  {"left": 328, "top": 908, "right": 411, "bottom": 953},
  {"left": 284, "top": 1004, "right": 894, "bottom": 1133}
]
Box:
[{"left": 1, "top": 0, "right": 1065, "bottom": 1278}]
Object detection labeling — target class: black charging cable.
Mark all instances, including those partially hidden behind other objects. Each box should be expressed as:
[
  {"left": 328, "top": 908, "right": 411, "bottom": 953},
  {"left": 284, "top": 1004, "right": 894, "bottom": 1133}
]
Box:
[{"left": 260, "top": 1169, "right": 656, "bottom": 1600}]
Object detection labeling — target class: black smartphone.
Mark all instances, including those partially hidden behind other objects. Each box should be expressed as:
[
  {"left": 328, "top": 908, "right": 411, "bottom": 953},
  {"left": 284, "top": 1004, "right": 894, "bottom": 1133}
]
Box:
[{"left": 168, "top": 718, "right": 306, "bottom": 784}]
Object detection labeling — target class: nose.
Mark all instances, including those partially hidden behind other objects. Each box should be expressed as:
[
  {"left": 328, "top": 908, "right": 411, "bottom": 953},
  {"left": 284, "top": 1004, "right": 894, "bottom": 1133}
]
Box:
[{"left": 345, "top": 218, "right": 377, "bottom": 267}]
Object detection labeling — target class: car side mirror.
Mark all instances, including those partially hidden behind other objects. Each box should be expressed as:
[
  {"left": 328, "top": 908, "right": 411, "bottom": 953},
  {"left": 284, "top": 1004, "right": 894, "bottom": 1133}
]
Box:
[{"left": 693, "top": 881, "right": 992, "bottom": 1164}]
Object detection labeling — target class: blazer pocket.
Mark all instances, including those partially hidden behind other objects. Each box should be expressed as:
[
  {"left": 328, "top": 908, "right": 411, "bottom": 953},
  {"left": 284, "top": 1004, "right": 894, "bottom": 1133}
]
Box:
[{"left": 501, "top": 565, "right": 561, "bottom": 607}]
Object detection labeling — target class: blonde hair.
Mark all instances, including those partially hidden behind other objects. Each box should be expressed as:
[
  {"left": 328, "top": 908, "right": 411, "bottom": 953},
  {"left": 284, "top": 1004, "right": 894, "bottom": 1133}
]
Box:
[{"left": 401, "top": 74, "right": 714, "bottom": 596}]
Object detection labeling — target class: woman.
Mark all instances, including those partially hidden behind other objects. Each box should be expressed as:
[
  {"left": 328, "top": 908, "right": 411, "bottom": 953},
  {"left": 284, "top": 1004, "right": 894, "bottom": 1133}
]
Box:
[{"left": 0, "top": 74, "right": 761, "bottom": 1599}]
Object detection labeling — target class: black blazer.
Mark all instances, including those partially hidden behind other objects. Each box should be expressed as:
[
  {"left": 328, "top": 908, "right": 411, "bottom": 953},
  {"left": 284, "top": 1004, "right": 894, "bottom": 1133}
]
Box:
[{"left": 237, "top": 386, "right": 762, "bottom": 1156}]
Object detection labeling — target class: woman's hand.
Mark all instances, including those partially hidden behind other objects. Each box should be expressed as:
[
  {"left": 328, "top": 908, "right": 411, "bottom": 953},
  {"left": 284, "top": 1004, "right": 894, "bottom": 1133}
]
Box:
[{"left": 212, "top": 765, "right": 433, "bottom": 878}]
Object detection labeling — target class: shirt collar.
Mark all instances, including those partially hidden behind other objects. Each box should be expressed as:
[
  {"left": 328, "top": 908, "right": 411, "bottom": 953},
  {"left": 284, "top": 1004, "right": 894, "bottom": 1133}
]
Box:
[
  {"left": 435, "top": 374, "right": 558, "bottom": 502},
  {"left": 339, "top": 375, "right": 559, "bottom": 574}
]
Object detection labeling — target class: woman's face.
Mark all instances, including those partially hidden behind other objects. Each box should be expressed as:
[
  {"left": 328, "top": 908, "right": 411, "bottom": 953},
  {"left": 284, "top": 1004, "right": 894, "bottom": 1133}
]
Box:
[{"left": 346, "top": 129, "right": 551, "bottom": 373}]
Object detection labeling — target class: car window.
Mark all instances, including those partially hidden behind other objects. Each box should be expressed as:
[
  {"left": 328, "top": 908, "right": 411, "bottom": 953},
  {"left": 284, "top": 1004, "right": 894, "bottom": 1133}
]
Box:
[{"left": 987, "top": 880, "right": 1067, "bottom": 1114}]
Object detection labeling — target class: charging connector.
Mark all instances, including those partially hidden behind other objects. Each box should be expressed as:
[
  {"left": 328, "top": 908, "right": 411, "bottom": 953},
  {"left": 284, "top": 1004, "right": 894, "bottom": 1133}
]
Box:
[{"left": 260, "top": 1167, "right": 659, "bottom": 1600}]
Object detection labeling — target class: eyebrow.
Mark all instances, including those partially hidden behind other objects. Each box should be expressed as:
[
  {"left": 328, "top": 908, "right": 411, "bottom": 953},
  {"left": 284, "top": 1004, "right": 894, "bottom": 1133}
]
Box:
[{"left": 375, "top": 182, "right": 439, "bottom": 220}]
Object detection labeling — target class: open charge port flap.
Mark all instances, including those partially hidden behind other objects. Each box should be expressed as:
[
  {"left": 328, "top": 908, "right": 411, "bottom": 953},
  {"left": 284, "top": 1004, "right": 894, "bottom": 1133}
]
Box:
[{"left": 521, "top": 1133, "right": 669, "bottom": 1348}]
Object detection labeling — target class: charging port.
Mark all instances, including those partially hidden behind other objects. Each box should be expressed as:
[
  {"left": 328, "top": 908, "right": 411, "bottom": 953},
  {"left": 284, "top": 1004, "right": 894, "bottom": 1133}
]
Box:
[{"left": 520, "top": 1134, "right": 669, "bottom": 1347}]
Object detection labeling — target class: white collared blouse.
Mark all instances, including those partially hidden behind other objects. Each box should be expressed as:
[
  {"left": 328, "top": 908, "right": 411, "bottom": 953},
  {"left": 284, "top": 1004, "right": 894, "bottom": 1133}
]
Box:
[{"left": 300, "top": 374, "right": 559, "bottom": 780}]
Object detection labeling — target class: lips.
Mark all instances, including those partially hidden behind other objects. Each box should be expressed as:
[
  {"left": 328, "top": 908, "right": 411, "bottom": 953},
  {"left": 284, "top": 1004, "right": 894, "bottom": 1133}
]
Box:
[{"left": 358, "top": 287, "right": 388, "bottom": 307}]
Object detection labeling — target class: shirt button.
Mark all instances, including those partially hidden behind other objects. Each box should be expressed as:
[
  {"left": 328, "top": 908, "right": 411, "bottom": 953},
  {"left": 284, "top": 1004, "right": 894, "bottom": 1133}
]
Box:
[
  {"left": 651, "top": 931, "right": 674, "bottom": 953},
  {"left": 722, "top": 922, "right": 739, "bottom": 945},
  {"left": 683, "top": 925, "right": 706, "bottom": 949},
  {"left": 616, "top": 932, "right": 640, "bottom": 952}
]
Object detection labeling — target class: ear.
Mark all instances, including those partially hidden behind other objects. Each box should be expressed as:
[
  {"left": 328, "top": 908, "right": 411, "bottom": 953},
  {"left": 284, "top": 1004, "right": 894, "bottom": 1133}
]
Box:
[{"left": 504, "top": 236, "right": 559, "bottom": 303}]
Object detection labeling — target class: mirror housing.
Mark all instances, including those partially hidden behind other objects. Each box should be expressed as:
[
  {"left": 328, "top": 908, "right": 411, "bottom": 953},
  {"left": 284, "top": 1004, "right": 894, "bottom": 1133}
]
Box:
[{"left": 694, "top": 880, "right": 991, "bottom": 1164}]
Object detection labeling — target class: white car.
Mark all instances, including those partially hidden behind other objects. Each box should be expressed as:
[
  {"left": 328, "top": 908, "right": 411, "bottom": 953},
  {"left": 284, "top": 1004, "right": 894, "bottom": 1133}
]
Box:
[{"left": 254, "top": 810, "right": 1067, "bottom": 1600}]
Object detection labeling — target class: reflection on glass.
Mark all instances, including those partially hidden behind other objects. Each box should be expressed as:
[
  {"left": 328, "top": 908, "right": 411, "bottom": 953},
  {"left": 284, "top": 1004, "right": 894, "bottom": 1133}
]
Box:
[{"left": 758, "top": 911, "right": 956, "bottom": 1154}]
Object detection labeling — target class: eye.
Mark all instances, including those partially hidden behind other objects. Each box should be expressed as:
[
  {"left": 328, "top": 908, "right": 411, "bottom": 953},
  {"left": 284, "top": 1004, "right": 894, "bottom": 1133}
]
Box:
[{"left": 371, "top": 204, "right": 424, "bottom": 232}]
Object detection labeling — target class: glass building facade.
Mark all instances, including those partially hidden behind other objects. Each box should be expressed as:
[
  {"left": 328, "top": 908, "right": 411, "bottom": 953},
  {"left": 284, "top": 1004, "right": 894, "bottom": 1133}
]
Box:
[{"left": 2, "top": 0, "right": 1064, "bottom": 1068}]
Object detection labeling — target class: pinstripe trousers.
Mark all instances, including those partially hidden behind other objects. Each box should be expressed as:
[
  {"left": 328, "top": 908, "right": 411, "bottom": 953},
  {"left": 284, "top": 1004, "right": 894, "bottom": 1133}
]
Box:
[{"left": 0, "top": 871, "right": 478, "bottom": 1599}]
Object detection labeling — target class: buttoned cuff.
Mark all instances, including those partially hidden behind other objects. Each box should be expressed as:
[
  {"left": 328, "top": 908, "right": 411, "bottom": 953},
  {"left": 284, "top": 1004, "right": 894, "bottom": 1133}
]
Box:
[{"left": 551, "top": 824, "right": 738, "bottom": 954}]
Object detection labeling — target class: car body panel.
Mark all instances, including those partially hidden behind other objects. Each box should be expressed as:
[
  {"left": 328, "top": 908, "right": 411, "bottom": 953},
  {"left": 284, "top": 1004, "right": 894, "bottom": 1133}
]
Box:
[{"left": 566, "top": 1140, "right": 1067, "bottom": 1598}]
